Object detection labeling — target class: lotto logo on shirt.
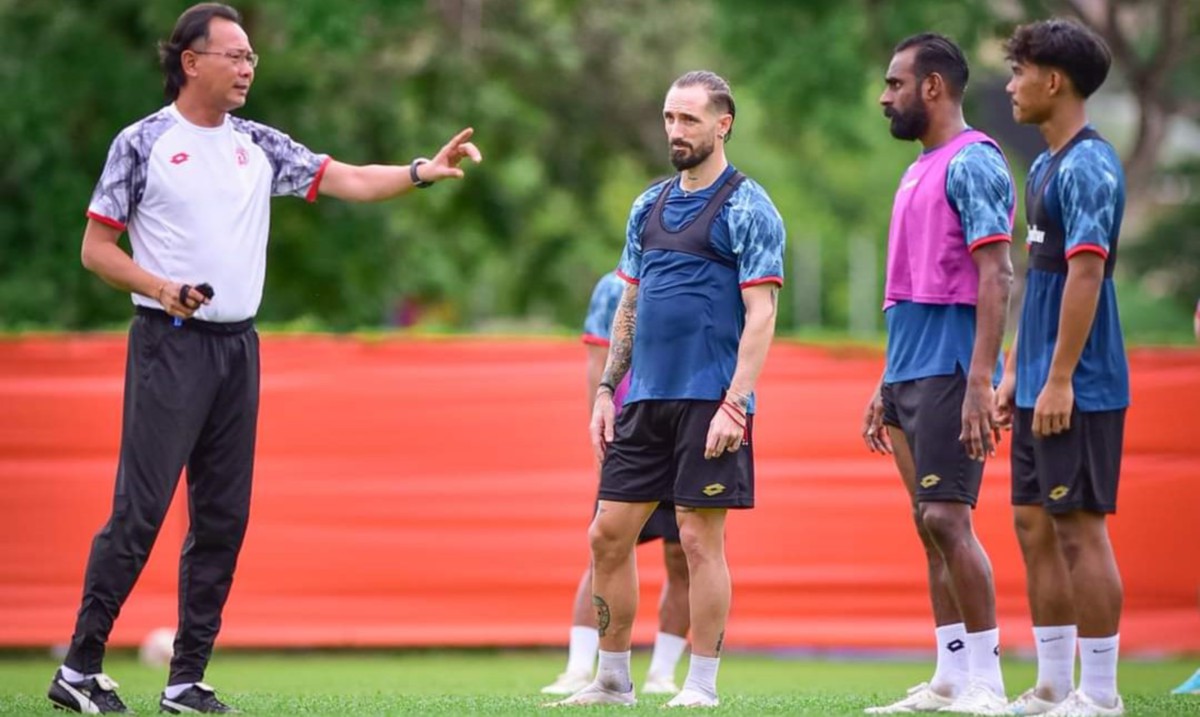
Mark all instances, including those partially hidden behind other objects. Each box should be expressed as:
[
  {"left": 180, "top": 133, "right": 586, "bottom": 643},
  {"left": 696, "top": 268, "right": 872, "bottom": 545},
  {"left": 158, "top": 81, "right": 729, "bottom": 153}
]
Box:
[{"left": 1026, "top": 225, "right": 1045, "bottom": 245}]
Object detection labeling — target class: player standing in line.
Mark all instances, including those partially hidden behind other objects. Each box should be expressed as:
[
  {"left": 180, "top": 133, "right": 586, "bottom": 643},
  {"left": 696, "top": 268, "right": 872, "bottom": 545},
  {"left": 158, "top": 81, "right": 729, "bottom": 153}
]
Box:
[
  {"left": 551, "top": 70, "right": 785, "bottom": 708},
  {"left": 998, "top": 18, "right": 1130, "bottom": 717},
  {"left": 47, "top": 3, "right": 480, "bottom": 713},
  {"left": 541, "top": 269, "right": 690, "bottom": 697},
  {"left": 861, "top": 33, "right": 1014, "bottom": 715}
]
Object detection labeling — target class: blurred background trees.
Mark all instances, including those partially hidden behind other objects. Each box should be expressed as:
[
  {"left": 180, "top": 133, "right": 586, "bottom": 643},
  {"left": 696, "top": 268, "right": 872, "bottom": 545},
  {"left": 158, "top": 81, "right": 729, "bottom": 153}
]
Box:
[{"left": 1, "top": 0, "right": 1196, "bottom": 338}]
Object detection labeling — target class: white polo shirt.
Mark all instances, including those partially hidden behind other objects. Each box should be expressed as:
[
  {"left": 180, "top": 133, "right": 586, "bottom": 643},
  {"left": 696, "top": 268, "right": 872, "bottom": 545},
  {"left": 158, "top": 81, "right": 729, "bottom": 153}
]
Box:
[{"left": 87, "top": 104, "right": 330, "bottom": 322}]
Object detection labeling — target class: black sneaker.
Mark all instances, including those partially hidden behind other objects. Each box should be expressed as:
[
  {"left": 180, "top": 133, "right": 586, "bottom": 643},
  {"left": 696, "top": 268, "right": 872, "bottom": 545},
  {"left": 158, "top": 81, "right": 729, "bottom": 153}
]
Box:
[
  {"left": 48, "top": 669, "right": 131, "bottom": 713},
  {"left": 159, "top": 683, "right": 238, "bottom": 714}
]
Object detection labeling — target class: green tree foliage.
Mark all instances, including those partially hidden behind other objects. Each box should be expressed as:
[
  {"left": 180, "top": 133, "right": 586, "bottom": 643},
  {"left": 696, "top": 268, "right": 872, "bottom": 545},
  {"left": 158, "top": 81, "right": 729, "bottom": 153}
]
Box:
[
  {"left": 1, "top": 0, "right": 1194, "bottom": 337},
  {"left": 710, "top": 0, "right": 1003, "bottom": 330},
  {"left": 1125, "top": 161, "right": 1200, "bottom": 314},
  {"left": 0, "top": 0, "right": 706, "bottom": 329}
]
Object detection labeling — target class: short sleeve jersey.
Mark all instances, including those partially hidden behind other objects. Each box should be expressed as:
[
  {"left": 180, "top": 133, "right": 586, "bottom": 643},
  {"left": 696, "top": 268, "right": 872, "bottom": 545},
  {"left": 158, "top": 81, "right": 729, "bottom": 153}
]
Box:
[
  {"left": 87, "top": 104, "right": 331, "bottom": 322},
  {"left": 615, "top": 165, "right": 785, "bottom": 411},
  {"left": 1016, "top": 132, "right": 1129, "bottom": 411},
  {"left": 582, "top": 272, "right": 626, "bottom": 347}
]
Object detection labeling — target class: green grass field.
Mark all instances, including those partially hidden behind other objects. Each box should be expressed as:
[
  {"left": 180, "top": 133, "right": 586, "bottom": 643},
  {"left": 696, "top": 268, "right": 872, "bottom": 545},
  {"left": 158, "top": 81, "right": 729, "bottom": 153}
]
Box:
[{"left": 1, "top": 650, "right": 1197, "bottom": 715}]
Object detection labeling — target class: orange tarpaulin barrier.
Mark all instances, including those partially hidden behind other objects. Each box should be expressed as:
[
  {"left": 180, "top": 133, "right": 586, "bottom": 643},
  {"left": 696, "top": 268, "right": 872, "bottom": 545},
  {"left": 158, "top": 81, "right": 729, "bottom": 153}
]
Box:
[{"left": 1, "top": 336, "right": 1197, "bottom": 653}]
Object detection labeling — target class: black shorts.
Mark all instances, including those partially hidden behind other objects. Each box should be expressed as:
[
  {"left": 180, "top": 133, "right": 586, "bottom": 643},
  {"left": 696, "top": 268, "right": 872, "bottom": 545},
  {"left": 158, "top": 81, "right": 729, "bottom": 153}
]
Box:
[
  {"left": 1011, "top": 407, "right": 1125, "bottom": 514},
  {"left": 881, "top": 371, "right": 984, "bottom": 506},
  {"left": 599, "top": 400, "right": 754, "bottom": 509}
]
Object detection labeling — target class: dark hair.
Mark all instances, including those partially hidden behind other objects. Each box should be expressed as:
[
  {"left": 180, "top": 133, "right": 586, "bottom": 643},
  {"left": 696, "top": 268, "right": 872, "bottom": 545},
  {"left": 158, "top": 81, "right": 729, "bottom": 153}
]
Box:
[
  {"left": 671, "top": 70, "right": 737, "bottom": 141},
  {"left": 1004, "top": 19, "right": 1111, "bottom": 98},
  {"left": 893, "top": 33, "right": 970, "bottom": 99},
  {"left": 158, "top": 3, "right": 243, "bottom": 101}
]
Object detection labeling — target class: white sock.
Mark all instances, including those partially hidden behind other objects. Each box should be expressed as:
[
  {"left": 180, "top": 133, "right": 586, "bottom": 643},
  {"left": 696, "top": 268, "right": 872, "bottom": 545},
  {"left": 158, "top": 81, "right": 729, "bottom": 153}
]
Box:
[
  {"left": 930, "top": 623, "right": 969, "bottom": 696},
  {"left": 647, "top": 632, "right": 688, "bottom": 679},
  {"left": 1033, "top": 625, "right": 1076, "bottom": 700},
  {"left": 681, "top": 654, "right": 720, "bottom": 698},
  {"left": 565, "top": 626, "right": 599, "bottom": 676},
  {"left": 596, "top": 649, "right": 632, "bottom": 692},
  {"left": 965, "top": 628, "right": 1005, "bottom": 696},
  {"left": 59, "top": 666, "right": 87, "bottom": 683},
  {"left": 1078, "top": 634, "right": 1119, "bottom": 707},
  {"left": 163, "top": 683, "right": 195, "bottom": 700}
]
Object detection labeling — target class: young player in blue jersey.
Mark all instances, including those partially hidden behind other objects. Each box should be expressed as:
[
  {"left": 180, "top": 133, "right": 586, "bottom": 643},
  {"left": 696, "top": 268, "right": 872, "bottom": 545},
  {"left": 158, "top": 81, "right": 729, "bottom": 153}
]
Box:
[
  {"left": 998, "top": 19, "right": 1130, "bottom": 717},
  {"left": 550, "top": 71, "right": 785, "bottom": 708}
]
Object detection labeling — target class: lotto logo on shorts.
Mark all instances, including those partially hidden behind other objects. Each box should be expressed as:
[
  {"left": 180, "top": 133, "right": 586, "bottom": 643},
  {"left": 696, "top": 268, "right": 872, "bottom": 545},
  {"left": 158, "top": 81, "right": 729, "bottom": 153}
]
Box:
[
  {"left": 920, "top": 474, "right": 941, "bottom": 489},
  {"left": 1049, "top": 485, "right": 1070, "bottom": 501},
  {"left": 702, "top": 483, "right": 726, "bottom": 497}
]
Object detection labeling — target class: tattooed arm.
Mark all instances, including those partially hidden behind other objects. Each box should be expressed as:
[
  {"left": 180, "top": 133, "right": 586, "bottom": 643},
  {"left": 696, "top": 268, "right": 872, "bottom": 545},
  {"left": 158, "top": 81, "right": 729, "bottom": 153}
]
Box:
[
  {"left": 590, "top": 282, "right": 638, "bottom": 460},
  {"left": 599, "top": 282, "right": 638, "bottom": 391}
]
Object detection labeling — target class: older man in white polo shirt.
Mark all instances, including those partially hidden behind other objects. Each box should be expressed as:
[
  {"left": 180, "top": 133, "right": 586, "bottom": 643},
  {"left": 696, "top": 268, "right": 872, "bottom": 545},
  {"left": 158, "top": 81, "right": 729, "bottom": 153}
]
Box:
[{"left": 47, "top": 3, "right": 481, "bottom": 714}]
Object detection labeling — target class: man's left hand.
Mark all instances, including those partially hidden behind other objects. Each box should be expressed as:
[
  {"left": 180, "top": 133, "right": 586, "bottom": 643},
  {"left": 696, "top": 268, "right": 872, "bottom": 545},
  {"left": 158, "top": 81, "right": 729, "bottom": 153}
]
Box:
[{"left": 704, "top": 405, "right": 746, "bottom": 460}]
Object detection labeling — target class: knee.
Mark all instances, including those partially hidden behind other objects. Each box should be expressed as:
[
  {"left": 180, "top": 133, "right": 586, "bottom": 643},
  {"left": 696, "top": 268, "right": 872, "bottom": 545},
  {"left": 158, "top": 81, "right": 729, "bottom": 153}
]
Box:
[
  {"left": 910, "top": 502, "right": 935, "bottom": 545},
  {"left": 677, "top": 522, "right": 722, "bottom": 567},
  {"left": 1049, "top": 515, "right": 1087, "bottom": 566},
  {"left": 918, "top": 503, "right": 969, "bottom": 546},
  {"left": 588, "top": 517, "right": 632, "bottom": 568},
  {"left": 191, "top": 509, "right": 250, "bottom": 548},
  {"left": 1013, "top": 507, "right": 1056, "bottom": 555}
]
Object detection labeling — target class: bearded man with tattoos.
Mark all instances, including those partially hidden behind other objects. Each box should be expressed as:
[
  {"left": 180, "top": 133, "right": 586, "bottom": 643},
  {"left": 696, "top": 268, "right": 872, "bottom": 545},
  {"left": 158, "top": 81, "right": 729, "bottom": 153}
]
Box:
[{"left": 548, "top": 70, "right": 785, "bottom": 709}]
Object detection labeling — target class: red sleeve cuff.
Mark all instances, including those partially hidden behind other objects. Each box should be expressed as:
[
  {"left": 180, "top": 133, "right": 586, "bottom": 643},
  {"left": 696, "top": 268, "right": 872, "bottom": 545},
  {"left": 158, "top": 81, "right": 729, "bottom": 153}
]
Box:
[
  {"left": 969, "top": 234, "right": 1011, "bottom": 251},
  {"left": 740, "top": 276, "right": 784, "bottom": 289},
  {"left": 582, "top": 334, "right": 610, "bottom": 347},
  {"left": 1066, "top": 244, "right": 1109, "bottom": 260},
  {"left": 615, "top": 269, "right": 639, "bottom": 285},
  {"left": 86, "top": 211, "right": 126, "bottom": 231},
  {"left": 305, "top": 157, "right": 333, "bottom": 203}
]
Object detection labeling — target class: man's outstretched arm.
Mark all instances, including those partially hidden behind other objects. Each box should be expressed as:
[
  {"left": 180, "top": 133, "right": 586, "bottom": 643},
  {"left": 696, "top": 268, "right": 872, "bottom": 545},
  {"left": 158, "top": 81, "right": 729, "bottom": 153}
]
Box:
[{"left": 319, "top": 127, "right": 482, "bottom": 202}]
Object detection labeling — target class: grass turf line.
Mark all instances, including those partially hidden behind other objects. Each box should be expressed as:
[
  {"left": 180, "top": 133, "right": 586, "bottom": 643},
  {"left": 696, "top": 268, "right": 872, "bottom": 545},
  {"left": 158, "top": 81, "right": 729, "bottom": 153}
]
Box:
[{"left": 2, "top": 651, "right": 1197, "bottom": 715}]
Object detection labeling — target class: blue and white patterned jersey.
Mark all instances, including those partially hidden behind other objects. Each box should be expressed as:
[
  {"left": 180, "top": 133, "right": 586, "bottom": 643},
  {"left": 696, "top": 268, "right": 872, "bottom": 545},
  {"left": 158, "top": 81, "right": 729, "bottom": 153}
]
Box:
[
  {"left": 582, "top": 272, "right": 626, "bottom": 346},
  {"left": 1017, "top": 130, "right": 1129, "bottom": 411},
  {"left": 615, "top": 165, "right": 785, "bottom": 410}
]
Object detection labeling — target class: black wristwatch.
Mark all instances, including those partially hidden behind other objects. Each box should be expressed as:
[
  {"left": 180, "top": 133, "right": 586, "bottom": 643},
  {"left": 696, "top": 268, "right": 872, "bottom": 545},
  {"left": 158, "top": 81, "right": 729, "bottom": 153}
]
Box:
[{"left": 410, "top": 158, "right": 433, "bottom": 189}]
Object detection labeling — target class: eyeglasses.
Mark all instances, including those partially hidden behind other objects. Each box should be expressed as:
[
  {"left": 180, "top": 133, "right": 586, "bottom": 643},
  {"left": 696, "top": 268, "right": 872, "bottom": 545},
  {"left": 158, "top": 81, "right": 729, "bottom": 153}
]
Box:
[{"left": 192, "top": 49, "right": 259, "bottom": 69}]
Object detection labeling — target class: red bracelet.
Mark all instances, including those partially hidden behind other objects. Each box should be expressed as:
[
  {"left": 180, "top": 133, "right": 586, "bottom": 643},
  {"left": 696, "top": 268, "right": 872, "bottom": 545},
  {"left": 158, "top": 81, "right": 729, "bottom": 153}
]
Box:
[{"left": 719, "top": 403, "right": 746, "bottom": 430}]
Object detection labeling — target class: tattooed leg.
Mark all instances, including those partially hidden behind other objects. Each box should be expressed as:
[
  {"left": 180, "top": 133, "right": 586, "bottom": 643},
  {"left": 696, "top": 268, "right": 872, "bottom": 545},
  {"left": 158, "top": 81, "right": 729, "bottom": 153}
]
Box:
[
  {"left": 588, "top": 500, "right": 656, "bottom": 651},
  {"left": 592, "top": 595, "right": 611, "bottom": 637}
]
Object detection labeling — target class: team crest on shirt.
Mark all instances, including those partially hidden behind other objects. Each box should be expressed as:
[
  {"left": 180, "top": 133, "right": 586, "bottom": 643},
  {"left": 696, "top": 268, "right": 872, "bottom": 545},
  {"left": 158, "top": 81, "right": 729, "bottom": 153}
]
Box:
[{"left": 235, "top": 147, "right": 249, "bottom": 166}]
